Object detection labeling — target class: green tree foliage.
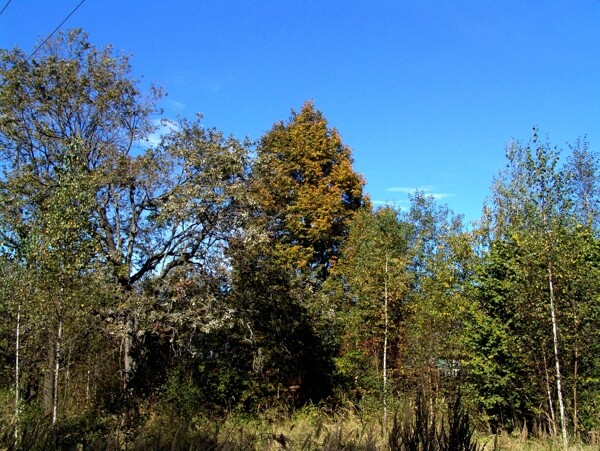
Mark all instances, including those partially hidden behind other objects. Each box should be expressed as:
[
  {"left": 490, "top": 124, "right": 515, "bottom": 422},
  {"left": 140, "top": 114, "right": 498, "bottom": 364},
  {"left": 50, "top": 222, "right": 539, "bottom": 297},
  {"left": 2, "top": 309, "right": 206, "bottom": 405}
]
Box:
[
  {"left": 470, "top": 133, "right": 600, "bottom": 435},
  {"left": 229, "top": 237, "right": 338, "bottom": 407},
  {"left": 328, "top": 207, "right": 411, "bottom": 400},
  {"left": 0, "top": 29, "right": 248, "bottom": 427},
  {"left": 402, "top": 193, "right": 475, "bottom": 396},
  {"left": 2, "top": 27, "right": 600, "bottom": 446},
  {"left": 0, "top": 135, "right": 108, "bottom": 425},
  {"left": 329, "top": 197, "right": 476, "bottom": 430}
]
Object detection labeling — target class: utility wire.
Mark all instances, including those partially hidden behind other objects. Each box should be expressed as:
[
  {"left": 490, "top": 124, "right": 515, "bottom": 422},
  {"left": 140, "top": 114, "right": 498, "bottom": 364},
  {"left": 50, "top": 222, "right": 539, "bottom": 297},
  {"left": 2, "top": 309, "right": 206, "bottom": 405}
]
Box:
[
  {"left": 26, "top": 0, "right": 87, "bottom": 61},
  {"left": 0, "top": 0, "right": 12, "bottom": 17}
]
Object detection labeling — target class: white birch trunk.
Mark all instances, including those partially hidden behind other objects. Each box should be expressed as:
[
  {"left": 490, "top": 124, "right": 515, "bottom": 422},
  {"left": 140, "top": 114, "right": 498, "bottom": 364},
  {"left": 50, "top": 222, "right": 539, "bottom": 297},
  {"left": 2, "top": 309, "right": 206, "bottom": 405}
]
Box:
[
  {"left": 543, "top": 352, "right": 556, "bottom": 436},
  {"left": 548, "top": 264, "right": 568, "bottom": 448},
  {"left": 52, "top": 319, "right": 63, "bottom": 427},
  {"left": 14, "top": 304, "right": 21, "bottom": 447},
  {"left": 383, "top": 255, "right": 389, "bottom": 431}
]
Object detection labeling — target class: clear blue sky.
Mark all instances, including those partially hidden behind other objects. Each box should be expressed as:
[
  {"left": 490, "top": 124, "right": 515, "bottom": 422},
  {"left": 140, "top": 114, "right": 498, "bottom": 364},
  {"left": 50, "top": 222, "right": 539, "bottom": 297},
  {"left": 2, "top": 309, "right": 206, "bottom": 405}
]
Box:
[{"left": 2, "top": 1, "right": 600, "bottom": 224}]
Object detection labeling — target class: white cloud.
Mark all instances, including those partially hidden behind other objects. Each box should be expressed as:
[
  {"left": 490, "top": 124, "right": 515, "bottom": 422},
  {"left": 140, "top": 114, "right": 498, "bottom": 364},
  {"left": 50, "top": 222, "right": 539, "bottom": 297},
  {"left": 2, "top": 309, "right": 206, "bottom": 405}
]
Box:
[
  {"left": 386, "top": 187, "right": 418, "bottom": 193},
  {"left": 431, "top": 193, "right": 453, "bottom": 200},
  {"left": 383, "top": 185, "right": 455, "bottom": 201},
  {"left": 143, "top": 119, "right": 180, "bottom": 147},
  {"left": 387, "top": 185, "right": 437, "bottom": 193},
  {"left": 167, "top": 99, "right": 186, "bottom": 111},
  {"left": 196, "top": 75, "right": 236, "bottom": 92},
  {"left": 371, "top": 199, "right": 411, "bottom": 210}
]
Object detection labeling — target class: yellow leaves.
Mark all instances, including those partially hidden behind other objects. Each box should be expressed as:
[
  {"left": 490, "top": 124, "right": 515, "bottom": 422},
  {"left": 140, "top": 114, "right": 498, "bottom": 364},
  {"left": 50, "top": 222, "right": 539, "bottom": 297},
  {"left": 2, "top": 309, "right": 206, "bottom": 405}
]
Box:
[{"left": 253, "top": 102, "right": 368, "bottom": 272}]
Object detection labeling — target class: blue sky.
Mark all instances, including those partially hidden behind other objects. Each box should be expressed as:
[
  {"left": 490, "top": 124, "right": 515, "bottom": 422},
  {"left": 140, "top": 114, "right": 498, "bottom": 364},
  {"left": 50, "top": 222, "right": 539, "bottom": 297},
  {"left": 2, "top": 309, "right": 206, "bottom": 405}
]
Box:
[{"left": 2, "top": 1, "right": 600, "bottom": 224}]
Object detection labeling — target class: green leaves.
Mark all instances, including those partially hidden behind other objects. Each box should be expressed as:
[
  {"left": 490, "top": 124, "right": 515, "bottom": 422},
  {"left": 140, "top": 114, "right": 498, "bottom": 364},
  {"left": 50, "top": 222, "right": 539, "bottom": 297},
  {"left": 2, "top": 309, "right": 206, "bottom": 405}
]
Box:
[
  {"left": 0, "top": 29, "right": 251, "bottom": 419},
  {"left": 3, "top": 27, "right": 600, "bottom": 441},
  {"left": 470, "top": 132, "right": 600, "bottom": 432},
  {"left": 328, "top": 207, "right": 411, "bottom": 396}
]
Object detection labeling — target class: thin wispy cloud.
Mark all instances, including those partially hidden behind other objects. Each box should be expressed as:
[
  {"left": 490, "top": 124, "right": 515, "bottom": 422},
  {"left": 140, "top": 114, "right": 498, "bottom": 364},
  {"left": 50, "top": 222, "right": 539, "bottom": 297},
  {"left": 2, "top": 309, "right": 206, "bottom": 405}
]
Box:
[
  {"left": 143, "top": 119, "right": 180, "bottom": 147},
  {"left": 371, "top": 199, "right": 411, "bottom": 210},
  {"left": 386, "top": 185, "right": 455, "bottom": 200},
  {"left": 206, "top": 82, "right": 222, "bottom": 91},
  {"left": 167, "top": 99, "right": 186, "bottom": 111},
  {"left": 166, "top": 73, "right": 228, "bottom": 92},
  {"left": 372, "top": 199, "right": 410, "bottom": 205},
  {"left": 386, "top": 187, "right": 418, "bottom": 194},
  {"left": 431, "top": 193, "right": 453, "bottom": 200},
  {"left": 196, "top": 75, "right": 236, "bottom": 92}
]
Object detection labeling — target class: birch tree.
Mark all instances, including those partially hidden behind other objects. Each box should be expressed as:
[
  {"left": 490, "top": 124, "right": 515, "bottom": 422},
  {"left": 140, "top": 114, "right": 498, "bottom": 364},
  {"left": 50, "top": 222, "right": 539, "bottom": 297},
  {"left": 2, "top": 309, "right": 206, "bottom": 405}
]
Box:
[
  {"left": 329, "top": 207, "right": 410, "bottom": 424},
  {"left": 477, "top": 132, "right": 600, "bottom": 442},
  {"left": 402, "top": 192, "right": 475, "bottom": 397}
]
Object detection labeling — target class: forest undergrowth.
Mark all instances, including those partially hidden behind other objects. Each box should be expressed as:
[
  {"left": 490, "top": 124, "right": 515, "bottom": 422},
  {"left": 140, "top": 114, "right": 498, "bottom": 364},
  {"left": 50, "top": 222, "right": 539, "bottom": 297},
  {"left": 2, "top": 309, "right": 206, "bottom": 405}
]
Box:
[{"left": 1, "top": 393, "right": 598, "bottom": 450}]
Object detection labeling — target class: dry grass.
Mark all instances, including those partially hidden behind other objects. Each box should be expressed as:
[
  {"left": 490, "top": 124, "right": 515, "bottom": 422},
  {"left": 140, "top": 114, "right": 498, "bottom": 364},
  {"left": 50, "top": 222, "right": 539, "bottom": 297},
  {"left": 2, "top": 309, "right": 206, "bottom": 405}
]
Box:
[
  {"left": 477, "top": 430, "right": 599, "bottom": 451},
  {"left": 189, "top": 404, "right": 387, "bottom": 450},
  {"left": 3, "top": 396, "right": 599, "bottom": 450},
  {"left": 166, "top": 409, "right": 599, "bottom": 450}
]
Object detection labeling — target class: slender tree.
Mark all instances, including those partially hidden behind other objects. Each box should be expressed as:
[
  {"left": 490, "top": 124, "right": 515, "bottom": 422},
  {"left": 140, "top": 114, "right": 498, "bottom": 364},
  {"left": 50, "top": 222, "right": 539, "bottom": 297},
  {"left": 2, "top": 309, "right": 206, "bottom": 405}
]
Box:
[
  {"left": 402, "top": 192, "right": 474, "bottom": 397},
  {"left": 476, "top": 132, "right": 600, "bottom": 442},
  {"left": 329, "top": 207, "right": 410, "bottom": 421}
]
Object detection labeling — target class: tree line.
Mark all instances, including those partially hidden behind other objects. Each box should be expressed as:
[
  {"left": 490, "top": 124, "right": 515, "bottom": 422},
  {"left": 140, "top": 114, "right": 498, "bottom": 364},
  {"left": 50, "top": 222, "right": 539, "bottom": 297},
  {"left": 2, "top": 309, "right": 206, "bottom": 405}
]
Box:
[{"left": 0, "top": 30, "right": 599, "bottom": 447}]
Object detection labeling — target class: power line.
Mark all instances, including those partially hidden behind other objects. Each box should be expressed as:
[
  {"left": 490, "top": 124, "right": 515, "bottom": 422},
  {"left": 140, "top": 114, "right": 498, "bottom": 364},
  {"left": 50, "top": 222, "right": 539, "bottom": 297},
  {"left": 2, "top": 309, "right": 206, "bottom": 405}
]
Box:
[
  {"left": 26, "top": 0, "right": 87, "bottom": 61},
  {"left": 0, "top": 0, "right": 13, "bottom": 17}
]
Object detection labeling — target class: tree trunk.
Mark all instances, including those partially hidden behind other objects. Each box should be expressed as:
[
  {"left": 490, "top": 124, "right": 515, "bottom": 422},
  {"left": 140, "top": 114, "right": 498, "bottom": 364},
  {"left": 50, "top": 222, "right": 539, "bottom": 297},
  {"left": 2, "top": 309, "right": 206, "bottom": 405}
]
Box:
[
  {"left": 14, "top": 304, "right": 21, "bottom": 447},
  {"left": 52, "top": 319, "right": 63, "bottom": 427},
  {"left": 43, "top": 347, "right": 55, "bottom": 417},
  {"left": 122, "top": 309, "right": 138, "bottom": 426},
  {"left": 64, "top": 348, "right": 71, "bottom": 411},
  {"left": 383, "top": 255, "right": 389, "bottom": 432},
  {"left": 543, "top": 351, "right": 556, "bottom": 436},
  {"left": 123, "top": 312, "right": 136, "bottom": 394},
  {"left": 548, "top": 264, "right": 567, "bottom": 448}
]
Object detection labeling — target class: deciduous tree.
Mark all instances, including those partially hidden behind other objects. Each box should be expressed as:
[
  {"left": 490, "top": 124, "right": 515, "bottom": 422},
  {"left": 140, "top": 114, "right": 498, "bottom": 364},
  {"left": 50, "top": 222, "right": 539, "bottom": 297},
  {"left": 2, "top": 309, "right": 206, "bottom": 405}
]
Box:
[
  {"left": 0, "top": 30, "right": 248, "bottom": 421},
  {"left": 328, "top": 207, "right": 410, "bottom": 423},
  {"left": 472, "top": 132, "right": 600, "bottom": 439},
  {"left": 251, "top": 101, "right": 369, "bottom": 280}
]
